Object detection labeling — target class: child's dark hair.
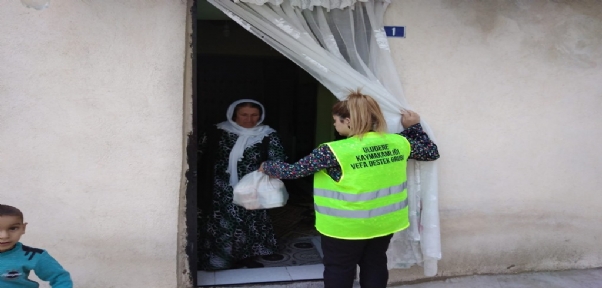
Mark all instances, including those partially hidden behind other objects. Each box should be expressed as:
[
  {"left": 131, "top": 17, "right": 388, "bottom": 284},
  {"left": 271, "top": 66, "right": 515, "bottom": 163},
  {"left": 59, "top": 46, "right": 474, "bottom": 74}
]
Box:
[{"left": 0, "top": 204, "right": 23, "bottom": 221}]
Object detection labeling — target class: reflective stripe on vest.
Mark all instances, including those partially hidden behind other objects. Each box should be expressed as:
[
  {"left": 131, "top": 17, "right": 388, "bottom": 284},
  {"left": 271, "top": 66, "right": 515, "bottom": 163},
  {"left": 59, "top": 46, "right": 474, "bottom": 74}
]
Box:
[
  {"left": 315, "top": 198, "right": 409, "bottom": 218},
  {"left": 314, "top": 182, "right": 407, "bottom": 202}
]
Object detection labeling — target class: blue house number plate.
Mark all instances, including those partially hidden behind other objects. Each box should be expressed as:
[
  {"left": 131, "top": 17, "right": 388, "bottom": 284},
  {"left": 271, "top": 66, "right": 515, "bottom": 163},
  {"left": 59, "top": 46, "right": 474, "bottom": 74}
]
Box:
[{"left": 384, "top": 26, "right": 405, "bottom": 38}]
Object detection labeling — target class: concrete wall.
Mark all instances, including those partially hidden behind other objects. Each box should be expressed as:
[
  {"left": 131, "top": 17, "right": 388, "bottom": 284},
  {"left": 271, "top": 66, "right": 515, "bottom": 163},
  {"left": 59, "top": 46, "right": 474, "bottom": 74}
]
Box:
[
  {"left": 0, "top": 1, "right": 188, "bottom": 287},
  {"left": 385, "top": 0, "right": 602, "bottom": 282},
  {"left": 2, "top": 0, "right": 601, "bottom": 286}
]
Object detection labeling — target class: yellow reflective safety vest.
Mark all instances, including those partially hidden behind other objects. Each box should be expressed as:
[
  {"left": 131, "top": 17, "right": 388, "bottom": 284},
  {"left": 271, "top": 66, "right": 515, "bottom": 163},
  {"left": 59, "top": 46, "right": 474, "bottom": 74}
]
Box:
[{"left": 314, "top": 132, "right": 411, "bottom": 239}]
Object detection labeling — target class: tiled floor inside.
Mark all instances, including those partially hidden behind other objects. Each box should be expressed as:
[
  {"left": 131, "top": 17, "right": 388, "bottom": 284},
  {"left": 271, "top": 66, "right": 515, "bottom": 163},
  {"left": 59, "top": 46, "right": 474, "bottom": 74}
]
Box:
[
  {"left": 198, "top": 236, "right": 324, "bottom": 286},
  {"left": 198, "top": 263, "right": 325, "bottom": 286},
  {"left": 257, "top": 236, "right": 323, "bottom": 267},
  {"left": 198, "top": 183, "right": 323, "bottom": 286}
]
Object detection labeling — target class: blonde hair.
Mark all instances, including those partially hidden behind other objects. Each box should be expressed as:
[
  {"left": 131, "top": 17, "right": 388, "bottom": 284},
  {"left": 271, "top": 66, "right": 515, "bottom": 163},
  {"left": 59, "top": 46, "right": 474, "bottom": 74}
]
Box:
[{"left": 332, "top": 89, "right": 387, "bottom": 138}]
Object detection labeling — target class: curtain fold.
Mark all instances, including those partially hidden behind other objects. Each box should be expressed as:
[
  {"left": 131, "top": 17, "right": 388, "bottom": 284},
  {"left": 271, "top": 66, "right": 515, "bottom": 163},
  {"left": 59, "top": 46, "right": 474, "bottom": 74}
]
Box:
[
  {"left": 209, "top": 0, "right": 440, "bottom": 276},
  {"left": 236, "top": 0, "right": 368, "bottom": 10}
]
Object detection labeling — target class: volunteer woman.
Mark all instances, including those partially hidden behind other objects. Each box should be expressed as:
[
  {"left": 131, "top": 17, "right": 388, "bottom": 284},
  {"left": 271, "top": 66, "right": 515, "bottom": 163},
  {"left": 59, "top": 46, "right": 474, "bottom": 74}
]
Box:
[{"left": 259, "top": 90, "right": 439, "bottom": 288}]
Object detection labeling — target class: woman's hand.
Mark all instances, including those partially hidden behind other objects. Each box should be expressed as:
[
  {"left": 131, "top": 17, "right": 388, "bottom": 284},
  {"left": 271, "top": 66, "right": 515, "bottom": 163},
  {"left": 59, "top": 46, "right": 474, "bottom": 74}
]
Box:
[
  {"left": 401, "top": 110, "right": 420, "bottom": 128},
  {"left": 258, "top": 162, "right": 265, "bottom": 172}
]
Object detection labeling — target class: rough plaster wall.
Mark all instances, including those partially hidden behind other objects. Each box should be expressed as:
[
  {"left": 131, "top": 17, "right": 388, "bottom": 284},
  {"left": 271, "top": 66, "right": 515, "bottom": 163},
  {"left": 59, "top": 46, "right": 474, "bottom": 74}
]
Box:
[
  {"left": 0, "top": 1, "right": 187, "bottom": 287},
  {"left": 384, "top": 0, "right": 602, "bottom": 282},
  {"left": 177, "top": 1, "right": 195, "bottom": 287}
]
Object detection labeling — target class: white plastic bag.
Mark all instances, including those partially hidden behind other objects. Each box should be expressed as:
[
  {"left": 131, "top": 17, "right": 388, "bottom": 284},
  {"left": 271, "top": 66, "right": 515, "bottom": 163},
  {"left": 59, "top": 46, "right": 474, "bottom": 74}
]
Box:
[{"left": 233, "top": 171, "right": 288, "bottom": 210}]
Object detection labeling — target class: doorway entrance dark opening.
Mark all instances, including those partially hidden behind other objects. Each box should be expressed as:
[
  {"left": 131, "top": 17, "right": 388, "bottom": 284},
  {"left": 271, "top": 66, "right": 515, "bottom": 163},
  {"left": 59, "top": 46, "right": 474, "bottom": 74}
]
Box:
[{"left": 190, "top": 2, "right": 336, "bottom": 285}]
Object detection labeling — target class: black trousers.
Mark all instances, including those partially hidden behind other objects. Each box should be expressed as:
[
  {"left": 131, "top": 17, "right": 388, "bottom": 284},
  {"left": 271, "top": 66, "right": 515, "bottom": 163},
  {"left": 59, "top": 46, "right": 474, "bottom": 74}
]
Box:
[{"left": 321, "top": 233, "right": 393, "bottom": 288}]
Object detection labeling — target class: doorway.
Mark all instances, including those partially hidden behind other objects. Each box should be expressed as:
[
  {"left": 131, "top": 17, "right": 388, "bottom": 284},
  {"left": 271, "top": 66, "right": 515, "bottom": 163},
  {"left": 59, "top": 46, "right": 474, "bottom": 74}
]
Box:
[{"left": 195, "top": 2, "right": 337, "bottom": 286}]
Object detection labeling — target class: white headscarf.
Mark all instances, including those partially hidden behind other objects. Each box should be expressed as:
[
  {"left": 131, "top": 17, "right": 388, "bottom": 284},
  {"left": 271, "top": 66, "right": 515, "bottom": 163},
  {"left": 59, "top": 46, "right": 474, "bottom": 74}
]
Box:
[{"left": 216, "top": 99, "right": 275, "bottom": 187}]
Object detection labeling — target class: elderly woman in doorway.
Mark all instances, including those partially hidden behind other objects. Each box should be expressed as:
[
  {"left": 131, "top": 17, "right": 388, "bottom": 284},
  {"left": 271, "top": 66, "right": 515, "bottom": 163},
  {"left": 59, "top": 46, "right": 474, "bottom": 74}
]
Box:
[
  {"left": 259, "top": 90, "right": 440, "bottom": 288},
  {"left": 197, "top": 99, "right": 287, "bottom": 270}
]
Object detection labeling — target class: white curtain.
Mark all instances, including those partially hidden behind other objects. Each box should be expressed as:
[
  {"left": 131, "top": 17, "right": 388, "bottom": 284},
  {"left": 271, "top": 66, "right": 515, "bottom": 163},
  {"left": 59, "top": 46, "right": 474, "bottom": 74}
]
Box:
[{"left": 207, "top": 0, "right": 440, "bottom": 276}]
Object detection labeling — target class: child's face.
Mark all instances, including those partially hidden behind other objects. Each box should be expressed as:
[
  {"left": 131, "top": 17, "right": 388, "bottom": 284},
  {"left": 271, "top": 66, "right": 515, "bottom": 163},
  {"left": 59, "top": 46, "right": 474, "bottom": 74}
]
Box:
[{"left": 0, "top": 216, "right": 27, "bottom": 252}]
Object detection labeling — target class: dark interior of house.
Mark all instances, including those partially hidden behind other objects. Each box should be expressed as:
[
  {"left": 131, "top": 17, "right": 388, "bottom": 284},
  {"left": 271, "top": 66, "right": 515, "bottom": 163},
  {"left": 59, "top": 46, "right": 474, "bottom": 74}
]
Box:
[{"left": 197, "top": 18, "right": 322, "bottom": 269}]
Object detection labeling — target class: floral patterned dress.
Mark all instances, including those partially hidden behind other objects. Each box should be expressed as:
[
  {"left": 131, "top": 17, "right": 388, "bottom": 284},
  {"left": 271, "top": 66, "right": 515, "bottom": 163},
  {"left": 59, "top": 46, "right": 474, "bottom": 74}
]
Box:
[{"left": 197, "top": 129, "right": 287, "bottom": 270}]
